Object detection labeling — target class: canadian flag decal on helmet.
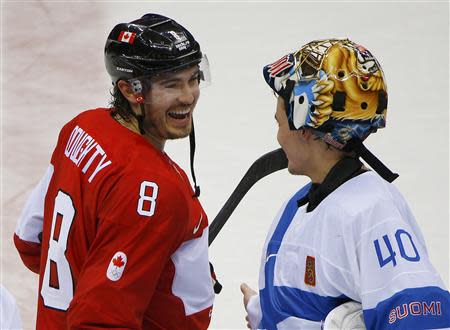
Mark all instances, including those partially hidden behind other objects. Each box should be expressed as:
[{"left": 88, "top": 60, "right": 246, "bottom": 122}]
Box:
[
  {"left": 118, "top": 31, "right": 136, "bottom": 44},
  {"left": 107, "top": 251, "right": 127, "bottom": 281}
]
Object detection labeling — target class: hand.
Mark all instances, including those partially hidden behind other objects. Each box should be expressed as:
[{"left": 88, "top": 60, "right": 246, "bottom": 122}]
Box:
[{"left": 240, "top": 283, "right": 257, "bottom": 329}]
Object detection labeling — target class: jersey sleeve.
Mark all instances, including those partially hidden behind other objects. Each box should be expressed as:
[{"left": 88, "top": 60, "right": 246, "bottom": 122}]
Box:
[
  {"left": 345, "top": 201, "right": 450, "bottom": 329},
  {"left": 66, "top": 172, "right": 188, "bottom": 329},
  {"left": 14, "top": 164, "right": 54, "bottom": 274},
  {"left": 0, "top": 284, "right": 23, "bottom": 330}
]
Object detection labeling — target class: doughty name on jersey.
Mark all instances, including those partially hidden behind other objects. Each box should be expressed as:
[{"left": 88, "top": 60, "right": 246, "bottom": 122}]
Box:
[{"left": 64, "top": 125, "right": 111, "bottom": 183}]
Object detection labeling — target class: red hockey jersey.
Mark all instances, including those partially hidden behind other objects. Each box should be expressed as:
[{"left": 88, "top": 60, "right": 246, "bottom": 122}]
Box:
[{"left": 14, "top": 108, "right": 214, "bottom": 329}]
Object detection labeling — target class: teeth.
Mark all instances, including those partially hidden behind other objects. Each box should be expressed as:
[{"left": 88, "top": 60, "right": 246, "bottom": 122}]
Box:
[{"left": 169, "top": 109, "right": 190, "bottom": 115}]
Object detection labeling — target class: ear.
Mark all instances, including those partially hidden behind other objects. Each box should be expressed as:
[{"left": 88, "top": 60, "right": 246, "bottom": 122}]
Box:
[
  {"left": 300, "top": 128, "right": 316, "bottom": 142},
  {"left": 117, "top": 80, "right": 144, "bottom": 104}
]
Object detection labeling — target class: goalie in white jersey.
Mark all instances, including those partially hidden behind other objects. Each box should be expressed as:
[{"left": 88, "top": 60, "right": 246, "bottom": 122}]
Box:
[{"left": 240, "top": 39, "right": 450, "bottom": 329}]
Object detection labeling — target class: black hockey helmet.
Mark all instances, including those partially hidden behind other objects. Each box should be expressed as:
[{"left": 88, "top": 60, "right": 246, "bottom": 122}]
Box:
[{"left": 105, "top": 13, "right": 203, "bottom": 84}]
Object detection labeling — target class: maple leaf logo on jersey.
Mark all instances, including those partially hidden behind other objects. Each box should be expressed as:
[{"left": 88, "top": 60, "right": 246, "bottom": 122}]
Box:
[
  {"left": 304, "top": 255, "right": 316, "bottom": 286},
  {"left": 112, "top": 255, "right": 125, "bottom": 268},
  {"left": 107, "top": 251, "right": 127, "bottom": 282}
]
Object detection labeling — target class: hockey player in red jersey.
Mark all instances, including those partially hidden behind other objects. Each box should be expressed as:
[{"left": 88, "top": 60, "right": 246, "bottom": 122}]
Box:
[{"left": 14, "top": 13, "right": 215, "bottom": 329}]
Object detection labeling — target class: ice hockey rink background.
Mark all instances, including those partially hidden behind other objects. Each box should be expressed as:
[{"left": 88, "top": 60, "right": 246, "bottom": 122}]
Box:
[{"left": 1, "top": 1, "right": 448, "bottom": 329}]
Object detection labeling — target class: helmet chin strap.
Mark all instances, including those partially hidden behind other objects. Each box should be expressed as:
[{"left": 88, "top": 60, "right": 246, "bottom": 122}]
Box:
[
  {"left": 189, "top": 120, "right": 201, "bottom": 198},
  {"left": 345, "top": 139, "right": 399, "bottom": 183},
  {"left": 136, "top": 103, "right": 146, "bottom": 135},
  {"left": 133, "top": 95, "right": 201, "bottom": 197}
]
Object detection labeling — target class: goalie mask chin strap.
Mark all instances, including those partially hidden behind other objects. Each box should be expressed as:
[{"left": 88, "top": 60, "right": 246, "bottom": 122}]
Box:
[{"left": 345, "top": 139, "right": 399, "bottom": 183}]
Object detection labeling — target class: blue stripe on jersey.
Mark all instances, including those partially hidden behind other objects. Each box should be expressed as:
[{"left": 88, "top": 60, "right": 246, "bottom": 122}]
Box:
[
  {"left": 265, "top": 183, "right": 312, "bottom": 257},
  {"left": 363, "top": 286, "right": 450, "bottom": 329},
  {"left": 259, "top": 284, "right": 350, "bottom": 329},
  {"left": 259, "top": 183, "right": 351, "bottom": 329}
]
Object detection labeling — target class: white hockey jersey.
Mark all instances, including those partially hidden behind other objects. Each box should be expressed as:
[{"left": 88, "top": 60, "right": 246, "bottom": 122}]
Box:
[
  {"left": 0, "top": 284, "right": 22, "bottom": 330},
  {"left": 246, "top": 171, "right": 450, "bottom": 329}
]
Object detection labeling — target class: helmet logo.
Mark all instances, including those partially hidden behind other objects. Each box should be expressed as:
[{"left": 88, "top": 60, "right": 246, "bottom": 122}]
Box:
[
  {"left": 166, "top": 31, "right": 190, "bottom": 51},
  {"left": 267, "top": 55, "right": 293, "bottom": 78},
  {"left": 118, "top": 31, "right": 137, "bottom": 44},
  {"left": 168, "top": 30, "right": 186, "bottom": 41},
  {"left": 116, "top": 67, "right": 132, "bottom": 73}
]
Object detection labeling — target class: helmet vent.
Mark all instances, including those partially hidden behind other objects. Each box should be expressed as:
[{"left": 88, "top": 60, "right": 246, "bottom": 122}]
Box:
[{"left": 331, "top": 91, "right": 346, "bottom": 112}]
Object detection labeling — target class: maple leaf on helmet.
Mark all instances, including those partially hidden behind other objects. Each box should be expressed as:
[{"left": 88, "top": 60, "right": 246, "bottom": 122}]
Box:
[{"left": 113, "top": 256, "right": 125, "bottom": 267}]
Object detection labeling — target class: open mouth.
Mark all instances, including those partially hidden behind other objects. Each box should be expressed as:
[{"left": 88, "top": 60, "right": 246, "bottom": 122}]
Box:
[{"left": 168, "top": 109, "right": 191, "bottom": 120}]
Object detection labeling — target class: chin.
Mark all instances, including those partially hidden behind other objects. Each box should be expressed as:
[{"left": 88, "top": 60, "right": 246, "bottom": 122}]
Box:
[
  {"left": 287, "top": 162, "right": 304, "bottom": 176},
  {"left": 287, "top": 165, "right": 298, "bottom": 175},
  {"left": 167, "top": 127, "right": 192, "bottom": 140}
]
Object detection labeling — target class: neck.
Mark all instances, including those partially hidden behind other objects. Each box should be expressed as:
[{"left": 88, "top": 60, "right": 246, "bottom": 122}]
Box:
[
  {"left": 143, "top": 133, "right": 166, "bottom": 151},
  {"left": 113, "top": 113, "right": 166, "bottom": 151},
  {"left": 309, "top": 157, "right": 342, "bottom": 184}
]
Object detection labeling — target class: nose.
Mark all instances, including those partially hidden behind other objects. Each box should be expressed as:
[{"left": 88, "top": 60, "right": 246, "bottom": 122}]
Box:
[{"left": 178, "top": 84, "right": 198, "bottom": 105}]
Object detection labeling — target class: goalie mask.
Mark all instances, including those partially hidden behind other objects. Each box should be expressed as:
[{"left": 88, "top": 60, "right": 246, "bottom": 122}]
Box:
[
  {"left": 263, "top": 38, "right": 387, "bottom": 150},
  {"left": 264, "top": 39, "right": 398, "bottom": 182}
]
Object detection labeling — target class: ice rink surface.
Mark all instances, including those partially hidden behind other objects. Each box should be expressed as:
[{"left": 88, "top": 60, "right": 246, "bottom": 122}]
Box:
[{"left": 1, "top": 1, "right": 448, "bottom": 329}]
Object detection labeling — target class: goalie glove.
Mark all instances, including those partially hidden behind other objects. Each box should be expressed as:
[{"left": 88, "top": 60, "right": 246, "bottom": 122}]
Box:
[{"left": 322, "top": 301, "right": 366, "bottom": 330}]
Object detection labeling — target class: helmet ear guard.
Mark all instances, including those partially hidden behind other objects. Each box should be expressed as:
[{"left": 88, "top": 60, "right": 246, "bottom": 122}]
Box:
[
  {"left": 127, "top": 78, "right": 145, "bottom": 104},
  {"left": 130, "top": 79, "right": 143, "bottom": 94}
]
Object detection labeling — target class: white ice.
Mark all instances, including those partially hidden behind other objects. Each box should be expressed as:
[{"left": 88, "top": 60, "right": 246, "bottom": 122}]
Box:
[{"left": 1, "top": 2, "right": 448, "bottom": 329}]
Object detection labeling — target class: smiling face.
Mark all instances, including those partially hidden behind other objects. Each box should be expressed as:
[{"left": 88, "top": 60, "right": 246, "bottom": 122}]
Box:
[{"left": 142, "top": 65, "right": 200, "bottom": 149}]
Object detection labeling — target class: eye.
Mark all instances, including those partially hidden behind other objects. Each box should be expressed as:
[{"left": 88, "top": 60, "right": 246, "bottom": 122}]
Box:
[
  {"left": 189, "top": 76, "right": 200, "bottom": 86},
  {"left": 164, "top": 83, "right": 178, "bottom": 89}
]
